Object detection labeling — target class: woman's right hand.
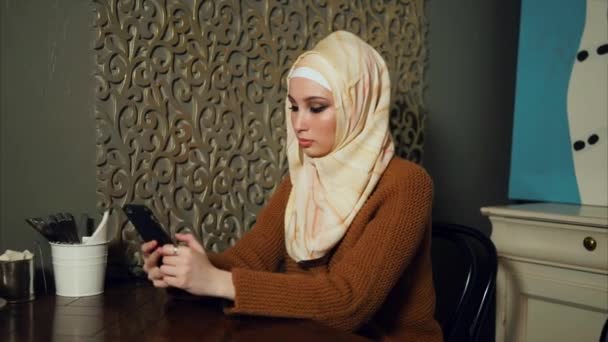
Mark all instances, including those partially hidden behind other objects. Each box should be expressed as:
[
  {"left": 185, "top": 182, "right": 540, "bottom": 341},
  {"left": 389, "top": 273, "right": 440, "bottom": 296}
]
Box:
[{"left": 141, "top": 240, "right": 169, "bottom": 288}]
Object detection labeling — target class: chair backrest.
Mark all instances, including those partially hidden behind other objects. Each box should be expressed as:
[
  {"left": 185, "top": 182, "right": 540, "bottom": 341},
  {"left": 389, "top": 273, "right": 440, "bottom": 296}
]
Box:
[
  {"left": 600, "top": 318, "right": 608, "bottom": 342},
  {"left": 431, "top": 222, "right": 497, "bottom": 342}
]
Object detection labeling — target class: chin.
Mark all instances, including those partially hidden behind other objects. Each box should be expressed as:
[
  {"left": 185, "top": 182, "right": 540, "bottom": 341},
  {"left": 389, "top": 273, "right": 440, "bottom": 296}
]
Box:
[{"left": 302, "top": 149, "right": 330, "bottom": 158}]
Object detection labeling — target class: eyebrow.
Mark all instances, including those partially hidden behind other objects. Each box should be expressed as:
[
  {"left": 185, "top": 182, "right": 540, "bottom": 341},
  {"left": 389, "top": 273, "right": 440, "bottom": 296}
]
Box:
[{"left": 287, "top": 95, "right": 330, "bottom": 102}]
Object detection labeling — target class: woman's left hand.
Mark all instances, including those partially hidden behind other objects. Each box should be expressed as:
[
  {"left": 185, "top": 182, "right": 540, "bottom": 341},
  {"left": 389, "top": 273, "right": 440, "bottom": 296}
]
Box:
[{"left": 159, "top": 233, "right": 234, "bottom": 299}]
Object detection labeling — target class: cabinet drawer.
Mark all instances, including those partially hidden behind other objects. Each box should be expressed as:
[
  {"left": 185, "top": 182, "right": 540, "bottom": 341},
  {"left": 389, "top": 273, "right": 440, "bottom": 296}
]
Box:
[{"left": 490, "top": 216, "right": 608, "bottom": 272}]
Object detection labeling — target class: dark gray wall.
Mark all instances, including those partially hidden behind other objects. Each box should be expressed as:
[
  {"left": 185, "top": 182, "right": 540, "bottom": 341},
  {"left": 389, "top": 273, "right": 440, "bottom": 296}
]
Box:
[
  {"left": 0, "top": 1, "right": 97, "bottom": 258},
  {"left": 424, "top": 0, "right": 521, "bottom": 234}
]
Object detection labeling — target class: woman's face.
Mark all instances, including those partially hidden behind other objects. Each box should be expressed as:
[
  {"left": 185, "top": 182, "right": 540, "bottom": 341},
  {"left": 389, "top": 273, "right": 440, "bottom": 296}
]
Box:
[{"left": 288, "top": 77, "right": 337, "bottom": 158}]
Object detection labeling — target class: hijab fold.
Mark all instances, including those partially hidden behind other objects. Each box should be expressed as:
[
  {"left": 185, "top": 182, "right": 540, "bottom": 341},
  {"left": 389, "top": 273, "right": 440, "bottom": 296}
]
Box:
[{"left": 284, "top": 31, "right": 395, "bottom": 262}]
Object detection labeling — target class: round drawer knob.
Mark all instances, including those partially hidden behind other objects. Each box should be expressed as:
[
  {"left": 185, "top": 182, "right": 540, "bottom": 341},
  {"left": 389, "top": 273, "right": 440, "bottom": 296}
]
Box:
[{"left": 583, "top": 236, "right": 597, "bottom": 251}]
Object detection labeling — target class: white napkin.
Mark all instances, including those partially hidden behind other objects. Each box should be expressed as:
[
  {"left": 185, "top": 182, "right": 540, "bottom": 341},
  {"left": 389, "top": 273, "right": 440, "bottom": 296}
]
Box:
[
  {"left": 83, "top": 210, "right": 110, "bottom": 245},
  {"left": 0, "top": 249, "right": 33, "bottom": 261}
]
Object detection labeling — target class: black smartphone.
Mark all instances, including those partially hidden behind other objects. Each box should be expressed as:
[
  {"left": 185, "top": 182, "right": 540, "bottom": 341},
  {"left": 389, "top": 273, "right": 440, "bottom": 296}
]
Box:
[{"left": 122, "top": 204, "right": 173, "bottom": 246}]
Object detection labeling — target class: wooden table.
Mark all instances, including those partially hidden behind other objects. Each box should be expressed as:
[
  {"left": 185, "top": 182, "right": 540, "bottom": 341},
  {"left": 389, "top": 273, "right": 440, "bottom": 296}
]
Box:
[{"left": 0, "top": 282, "right": 368, "bottom": 341}]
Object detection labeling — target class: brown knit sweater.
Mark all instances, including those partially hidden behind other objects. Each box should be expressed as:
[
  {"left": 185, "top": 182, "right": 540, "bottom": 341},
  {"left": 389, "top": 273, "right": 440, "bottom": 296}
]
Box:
[{"left": 208, "top": 157, "right": 443, "bottom": 341}]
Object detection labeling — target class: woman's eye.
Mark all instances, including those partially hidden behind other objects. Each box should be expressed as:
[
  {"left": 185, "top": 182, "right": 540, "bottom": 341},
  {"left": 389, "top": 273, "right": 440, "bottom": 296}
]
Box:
[
  {"left": 310, "top": 105, "right": 328, "bottom": 114},
  {"left": 289, "top": 105, "right": 299, "bottom": 112}
]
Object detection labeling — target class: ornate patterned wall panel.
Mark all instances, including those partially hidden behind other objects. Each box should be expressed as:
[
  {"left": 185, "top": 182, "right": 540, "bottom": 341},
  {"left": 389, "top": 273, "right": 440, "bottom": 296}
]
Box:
[{"left": 93, "top": 0, "right": 427, "bottom": 274}]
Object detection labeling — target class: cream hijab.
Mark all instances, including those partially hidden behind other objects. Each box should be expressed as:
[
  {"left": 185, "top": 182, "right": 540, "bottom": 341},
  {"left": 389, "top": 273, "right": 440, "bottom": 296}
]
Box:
[{"left": 284, "top": 31, "right": 395, "bottom": 262}]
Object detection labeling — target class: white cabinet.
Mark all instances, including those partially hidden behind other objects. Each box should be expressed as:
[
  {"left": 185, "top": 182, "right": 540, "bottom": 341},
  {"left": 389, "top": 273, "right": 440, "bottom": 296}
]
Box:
[{"left": 481, "top": 203, "right": 608, "bottom": 342}]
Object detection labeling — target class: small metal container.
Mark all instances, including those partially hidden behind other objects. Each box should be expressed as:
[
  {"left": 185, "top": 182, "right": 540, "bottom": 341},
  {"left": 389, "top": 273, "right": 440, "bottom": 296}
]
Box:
[{"left": 0, "top": 258, "right": 35, "bottom": 303}]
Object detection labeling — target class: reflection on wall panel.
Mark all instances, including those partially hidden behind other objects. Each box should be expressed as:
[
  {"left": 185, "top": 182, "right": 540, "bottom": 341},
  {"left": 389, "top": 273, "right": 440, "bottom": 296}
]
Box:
[{"left": 93, "top": 0, "right": 427, "bottom": 273}]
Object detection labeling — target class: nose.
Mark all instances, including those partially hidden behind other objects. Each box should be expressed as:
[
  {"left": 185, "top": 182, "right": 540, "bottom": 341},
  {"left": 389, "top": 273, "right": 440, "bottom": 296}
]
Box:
[{"left": 292, "top": 112, "right": 308, "bottom": 133}]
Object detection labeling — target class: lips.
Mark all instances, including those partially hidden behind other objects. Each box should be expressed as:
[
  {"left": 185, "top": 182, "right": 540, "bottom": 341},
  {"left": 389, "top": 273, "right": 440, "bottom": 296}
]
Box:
[{"left": 298, "top": 139, "right": 313, "bottom": 148}]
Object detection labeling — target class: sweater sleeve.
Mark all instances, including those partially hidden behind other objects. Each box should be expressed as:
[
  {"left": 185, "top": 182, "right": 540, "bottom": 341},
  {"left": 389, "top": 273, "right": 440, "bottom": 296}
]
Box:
[
  {"left": 225, "top": 165, "right": 434, "bottom": 332},
  {"left": 207, "top": 177, "right": 291, "bottom": 272}
]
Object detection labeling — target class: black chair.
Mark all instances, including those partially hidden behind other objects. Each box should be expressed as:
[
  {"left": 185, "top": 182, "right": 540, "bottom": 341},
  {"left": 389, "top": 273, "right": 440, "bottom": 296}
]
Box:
[
  {"left": 431, "top": 222, "right": 497, "bottom": 342},
  {"left": 600, "top": 318, "right": 608, "bottom": 342}
]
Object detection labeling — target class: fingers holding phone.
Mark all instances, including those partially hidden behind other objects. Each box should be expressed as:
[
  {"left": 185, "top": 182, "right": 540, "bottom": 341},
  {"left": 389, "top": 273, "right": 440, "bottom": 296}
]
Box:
[
  {"left": 157, "top": 236, "right": 218, "bottom": 296},
  {"left": 141, "top": 240, "right": 158, "bottom": 257},
  {"left": 175, "top": 233, "right": 205, "bottom": 253},
  {"left": 122, "top": 204, "right": 217, "bottom": 293},
  {"left": 149, "top": 262, "right": 169, "bottom": 288},
  {"left": 142, "top": 243, "right": 170, "bottom": 288},
  {"left": 123, "top": 203, "right": 175, "bottom": 284},
  {"left": 141, "top": 240, "right": 160, "bottom": 272}
]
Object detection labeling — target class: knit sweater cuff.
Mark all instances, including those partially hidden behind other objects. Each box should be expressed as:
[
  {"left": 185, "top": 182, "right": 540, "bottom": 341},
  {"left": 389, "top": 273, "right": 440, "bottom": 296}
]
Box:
[{"left": 224, "top": 267, "right": 296, "bottom": 317}]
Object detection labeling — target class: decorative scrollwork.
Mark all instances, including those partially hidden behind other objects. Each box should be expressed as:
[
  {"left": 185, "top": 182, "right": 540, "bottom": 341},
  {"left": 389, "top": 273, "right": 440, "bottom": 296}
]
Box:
[{"left": 93, "top": 0, "right": 427, "bottom": 275}]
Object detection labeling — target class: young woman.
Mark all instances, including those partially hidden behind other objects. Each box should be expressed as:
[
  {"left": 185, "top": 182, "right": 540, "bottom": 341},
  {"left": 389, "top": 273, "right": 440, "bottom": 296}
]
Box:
[{"left": 142, "top": 30, "right": 442, "bottom": 341}]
